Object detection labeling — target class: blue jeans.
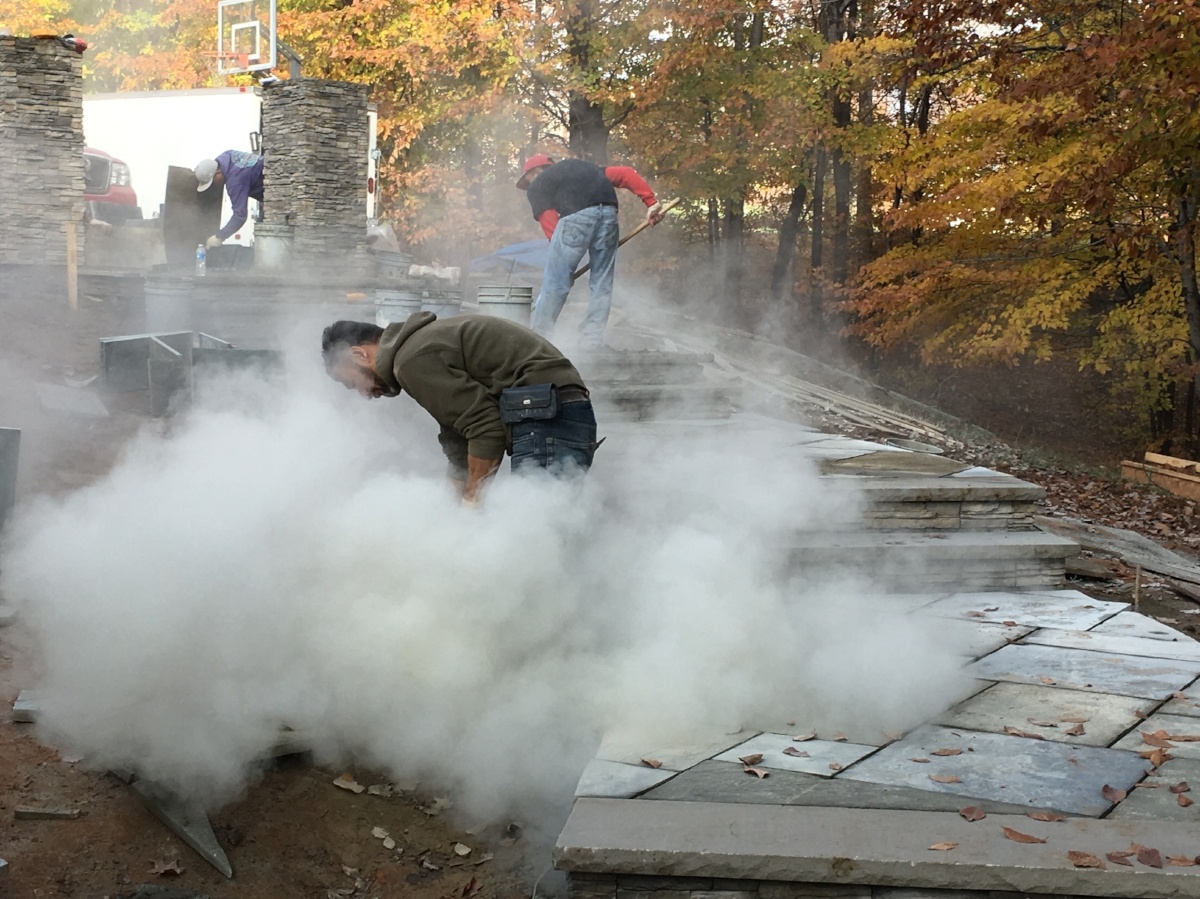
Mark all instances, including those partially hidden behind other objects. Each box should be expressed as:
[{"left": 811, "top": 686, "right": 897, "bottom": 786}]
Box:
[
  {"left": 510, "top": 400, "right": 598, "bottom": 475},
  {"left": 531, "top": 205, "right": 619, "bottom": 348}
]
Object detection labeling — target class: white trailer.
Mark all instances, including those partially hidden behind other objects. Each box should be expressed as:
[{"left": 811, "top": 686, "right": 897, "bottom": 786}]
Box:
[{"left": 82, "top": 87, "right": 379, "bottom": 247}]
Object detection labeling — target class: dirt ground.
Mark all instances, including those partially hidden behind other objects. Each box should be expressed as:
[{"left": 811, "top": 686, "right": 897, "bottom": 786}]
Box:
[{"left": 2, "top": 268, "right": 1199, "bottom": 897}]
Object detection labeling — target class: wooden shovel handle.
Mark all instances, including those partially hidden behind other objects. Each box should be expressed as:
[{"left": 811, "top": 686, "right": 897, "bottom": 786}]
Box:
[{"left": 571, "top": 197, "right": 681, "bottom": 283}]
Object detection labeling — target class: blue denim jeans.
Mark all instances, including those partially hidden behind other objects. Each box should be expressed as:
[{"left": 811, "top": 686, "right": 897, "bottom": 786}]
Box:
[
  {"left": 531, "top": 205, "right": 619, "bottom": 348},
  {"left": 510, "top": 400, "right": 598, "bottom": 475}
]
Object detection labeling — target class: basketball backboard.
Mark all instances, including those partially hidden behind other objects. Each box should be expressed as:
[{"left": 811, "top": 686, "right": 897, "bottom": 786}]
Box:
[{"left": 216, "top": 0, "right": 277, "bottom": 75}]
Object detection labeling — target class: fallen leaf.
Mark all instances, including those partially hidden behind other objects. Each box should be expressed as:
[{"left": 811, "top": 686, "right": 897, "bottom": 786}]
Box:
[
  {"left": 422, "top": 858, "right": 441, "bottom": 871},
  {"left": 959, "top": 806, "right": 986, "bottom": 822},
  {"left": 1106, "top": 851, "right": 1134, "bottom": 867},
  {"left": 929, "top": 774, "right": 962, "bottom": 784},
  {"left": 1137, "top": 847, "right": 1164, "bottom": 868},
  {"left": 1140, "top": 748, "right": 1174, "bottom": 767},
  {"left": 1168, "top": 855, "right": 1197, "bottom": 867},
  {"left": 983, "top": 606, "right": 1000, "bottom": 612},
  {"left": 832, "top": 732, "right": 848, "bottom": 742},
  {"left": 1170, "top": 781, "right": 1191, "bottom": 794},
  {"left": 910, "top": 757, "right": 931, "bottom": 763},
  {"left": 1060, "top": 715, "right": 1089, "bottom": 723},
  {"left": 928, "top": 841, "right": 958, "bottom": 851},
  {"left": 383, "top": 837, "right": 396, "bottom": 850},
  {"left": 1135, "top": 782, "right": 1160, "bottom": 788},
  {"left": 150, "top": 858, "right": 184, "bottom": 876},
  {"left": 1001, "top": 620, "right": 1018, "bottom": 626},
  {"left": 1180, "top": 794, "right": 1195, "bottom": 808},
  {"left": 743, "top": 765, "right": 769, "bottom": 779},
  {"left": 1003, "top": 726, "right": 1045, "bottom": 740},
  {"left": 1068, "top": 756, "right": 1079, "bottom": 766},
  {"left": 1168, "top": 732, "right": 1200, "bottom": 742},
  {"left": 640, "top": 758, "right": 662, "bottom": 769},
  {"left": 332, "top": 773, "right": 365, "bottom": 794},
  {"left": 791, "top": 731, "right": 816, "bottom": 742},
  {"left": 967, "top": 610, "right": 987, "bottom": 618},
  {"left": 828, "top": 762, "right": 843, "bottom": 772},
  {"left": 884, "top": 731, "right": 904, "bottom": 741},
  {"left": 462, "top": 876, "right": 484, "bottom": 898},
  {"left": 454, "top": 843, "right": 471, "bottom": 857},
  {"left": 1027, "top": 810, "right": 1066, "bottom": 822},
  {"left": 1173, "top": 691, "right": 1188, "bottom": 700},
  {"left": 1101, "top": 784, "right": 1127, "bottom": 802},
  {"left": 1002, "top": 826, "right": 1046, "bottom": 844},
  {"left": 739, "top": 753, "right": 764, "bottom": 766},
  {"left": 1135, "top": 709, "right": 1148, "bottom": 720},
  {"left": 782, "top": 746, "right": 809, "bottom": 758},
  {"left": 371, "top": 826, "right": 390, "bottom": 840},
  {"left": 932, "top": 748, "right": 963, "bottom": 756},
  {"left": 1142, "top": 730, "right": 1176, "bottom": 749},
  {"left": 1040, "top": 676, "right": 1056, "bottom": 685},
  {"left": 1067, "top": 850, "right": 1104, "bottom": 869},
  {"left": 1064, "top": 723, "right": 1086, "bottom": 737},
  {"left": 1028, "top": 720, "right": 1058, "bottom": 728}
]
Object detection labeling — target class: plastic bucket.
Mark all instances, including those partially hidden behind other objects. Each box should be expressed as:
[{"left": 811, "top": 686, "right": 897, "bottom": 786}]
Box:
[
  {"left": 144, "top": 277, "right": 193, "bottom": 333},
  {"left": 477, "top": 285, "right": 533, "bottom": 325},
  {"left": 421, "top": 290, "right": 463, "bottom": 318},
  {"left": 375, "top": 250, "right": 414, "bottom": 281},
  {"left": 255, "top": 222, "right": 294, "bottom": 269},
  {"left": 375, "top": 289, "right": 423, "bottom": 327}
]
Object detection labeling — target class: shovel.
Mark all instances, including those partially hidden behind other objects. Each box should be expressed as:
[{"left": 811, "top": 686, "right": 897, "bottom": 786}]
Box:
[{"left": 570, "top": 197, "right": 681, "bottom": 284}]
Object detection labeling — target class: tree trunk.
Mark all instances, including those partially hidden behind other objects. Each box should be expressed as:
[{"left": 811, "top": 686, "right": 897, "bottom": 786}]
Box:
[
  {"left": 1175, "top": 181, "right": 1200, "bottom": 441},
  {"left": 724, "top": 196, "right": 745, "bottom": 302},
  {"left": 707, "top": 197, "right": 720, "bottom": 261},
  {"left": 810, "top": 146, "right": 827, "bottom": 327},
  {"left": 568, "top": 92, "right": 609, "bottom": 163},
  {"left": 771, "top": 181, "right": 807, "bottom": 298}
]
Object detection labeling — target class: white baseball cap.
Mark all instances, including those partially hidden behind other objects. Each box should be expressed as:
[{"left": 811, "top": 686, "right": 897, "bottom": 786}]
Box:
[{"left": 194, "top": 158, "right": 219, "bottom": 192}]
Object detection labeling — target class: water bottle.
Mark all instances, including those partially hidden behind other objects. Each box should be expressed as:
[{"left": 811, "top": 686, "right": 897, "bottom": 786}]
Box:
[{"left": 195, "top": 243, "right": 206, "bottom": 277}]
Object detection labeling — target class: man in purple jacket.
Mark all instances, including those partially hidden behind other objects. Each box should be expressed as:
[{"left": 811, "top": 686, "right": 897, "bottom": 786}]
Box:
[{"left": 194, "top": 150, "right": 265, "bottom": 248}]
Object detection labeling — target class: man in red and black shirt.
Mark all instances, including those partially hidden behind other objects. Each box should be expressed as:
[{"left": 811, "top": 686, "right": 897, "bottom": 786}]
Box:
[{"left": 516, "top": 154, "right": 663, "bottom": 349}]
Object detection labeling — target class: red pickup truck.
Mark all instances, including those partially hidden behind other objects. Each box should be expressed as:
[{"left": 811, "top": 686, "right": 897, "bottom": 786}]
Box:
[{"left": 83, "top": 147, "right": 141, "bottom": 224}]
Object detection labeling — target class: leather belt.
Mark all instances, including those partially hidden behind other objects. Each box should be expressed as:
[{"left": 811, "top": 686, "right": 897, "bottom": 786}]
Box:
[{"left": 557, "top": 385, "right": 590, "bottom": 404}]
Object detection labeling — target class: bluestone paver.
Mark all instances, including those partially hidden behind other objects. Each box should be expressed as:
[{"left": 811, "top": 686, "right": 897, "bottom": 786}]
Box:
[
  {"left": 1111, "top": 713, "right": 1200, "bottom": 760},
  {"left": 924, "top": 590, "right": 1126, "bottom": 631},
  {"left": 952, "top": 621, "right": 1034, "bottom": 659},
  {"left": 936, "top": 682, "right": 1154, "bottom": 747},
  {"left": 1091, "top": 611, "right": 1193, "bottom": 642},
  {"left": 596, "top": 730, "right": 751, "bottom": 772},
  {"left": 966, "top": 643, "right": 1200, "bottom": 700},
  {"left": 837, "top": 723, "right": 1147, "bottom": 816},
  {"left": 1162, "top": 682, "right": 1200, "bottom": 718},
  {"left": 1023, "top": 627, "right": 1200, "bottom": 663},
  {"left": 575, "top": 759, "right": 678, "bottom": 799},
  {"left": 1106, "top": 758, "right": 1200, "bottom": 823},
  {"left": 713, "top": 733, "right": 877, "bottom": 778}
]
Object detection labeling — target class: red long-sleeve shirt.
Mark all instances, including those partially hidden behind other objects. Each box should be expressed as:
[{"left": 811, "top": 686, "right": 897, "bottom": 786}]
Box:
[{"left": 535, "top": 165, "right": 658, "bottom": 239}]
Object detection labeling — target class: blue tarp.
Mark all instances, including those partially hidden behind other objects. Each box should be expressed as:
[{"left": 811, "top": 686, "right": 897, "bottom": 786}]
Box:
[{"left": 468, "top": 238, "right": 549, "bottom": 274}]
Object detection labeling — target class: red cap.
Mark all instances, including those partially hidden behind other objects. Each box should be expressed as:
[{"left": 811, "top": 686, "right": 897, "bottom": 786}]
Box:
[{"left": 516, "top": 154, "right": 555, "bottom": 189}]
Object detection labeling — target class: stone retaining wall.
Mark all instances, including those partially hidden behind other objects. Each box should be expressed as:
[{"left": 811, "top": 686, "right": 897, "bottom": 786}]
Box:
[
  {"left": 259, "top": 78, "right": 370, "bottom": 264},
  {"left": 0, "top": 35, "right": 85, "bottom": 267},
  {"left": 569, "top": 873, "right": 1098, "bottom": 899}
]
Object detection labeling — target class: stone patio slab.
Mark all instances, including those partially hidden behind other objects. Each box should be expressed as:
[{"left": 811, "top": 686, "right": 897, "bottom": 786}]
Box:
[
  {"left": 575, "top": 759, "right": 678, "bottom": 799},
  {"left": 639, "top": 760, "right": 1040, "bottom": 814},
  {"left": 925, "top": 590, "right": 1126, "bottom": 631},
  {"left": 1162, "top": 682, "right": 1200, "bottom": 718},
  {"left": 1111, "top": 713, "right": 1200, "bottom": 760},
  {"left": 555, "top": 798, "right": 1200, "bottom": 897},
  {"left": 1106, "top": 758, "right": 1200, "bottom": 823},
  {"left": 713, "top": 733, "right": 877, "bottom": 778},
  {"left": 1023, "top": 628, "right": 1200, "bottom": 663},
  {"left": 953, "top": 622, "right": 1035, "bottom": 659},
  {"left": 1091, "top": 612, "right": 1193, "bottom": 642},
  {"left": 838, "top": 724, "right": 1147, "bottom": 816},
  {"left": 596, "top": 730, "right": 751, "bottom": 772},
  {"left": 966, "top": 643, "right": 1200, "bottom": 700},
  {"left": 936, "top": 683, "right": 1155, "bottom": 747}
]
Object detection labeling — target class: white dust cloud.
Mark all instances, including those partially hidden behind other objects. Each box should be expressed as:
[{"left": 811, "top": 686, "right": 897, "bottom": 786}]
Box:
[{"left": 0, "top": 356, "right": 974, "bottom": 826}]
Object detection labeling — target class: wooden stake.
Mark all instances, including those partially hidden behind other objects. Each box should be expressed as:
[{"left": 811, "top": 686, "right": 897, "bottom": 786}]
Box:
[{"left": 65, "top": 221, "right": 78, "bottom": 311}]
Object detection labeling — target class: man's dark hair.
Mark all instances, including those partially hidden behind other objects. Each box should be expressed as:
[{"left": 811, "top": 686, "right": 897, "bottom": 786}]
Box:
[{"left": 321, "top": 320, "right": 384, "bottom": 369}]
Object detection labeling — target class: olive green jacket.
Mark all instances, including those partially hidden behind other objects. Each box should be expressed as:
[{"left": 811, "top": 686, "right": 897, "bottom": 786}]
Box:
[{"left": 374, "top": 312, "right": 586, "bottom": 474}]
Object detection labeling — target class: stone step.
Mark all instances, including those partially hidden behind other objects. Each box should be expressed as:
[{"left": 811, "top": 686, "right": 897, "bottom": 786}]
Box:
[
  {"left": 591, "top": 384, "right": 737, "bottom": 421},
  {"left": 836, "top": 474, "right": 1044, "bottom": 532},
  {"left": 573, "top": 350, "right": 714, "bottom": 387},
  {"left": 556, "top": 798, "right": 1199, "bottom": 899},
  {"left": 786, "top": 529, "right": 1079, "bottom": 591}
]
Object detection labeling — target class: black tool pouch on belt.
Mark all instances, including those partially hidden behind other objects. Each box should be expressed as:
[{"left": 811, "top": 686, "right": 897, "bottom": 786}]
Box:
[{"left": 498, "top": 383, "right": 559, "bottom": 423}]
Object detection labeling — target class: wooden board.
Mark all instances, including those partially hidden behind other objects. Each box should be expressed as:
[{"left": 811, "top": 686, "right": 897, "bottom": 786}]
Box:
[{"left": 1121, "top": 460, "right": 1200, "bottom": 502}]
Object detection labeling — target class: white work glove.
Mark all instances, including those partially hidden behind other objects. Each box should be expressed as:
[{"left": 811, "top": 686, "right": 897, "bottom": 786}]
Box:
[
  {"left": 647, "top": 202, "right": 665, "bottom": 226},
  {"left": 205, "top": 235, "right": 223, "bottom": 249}
]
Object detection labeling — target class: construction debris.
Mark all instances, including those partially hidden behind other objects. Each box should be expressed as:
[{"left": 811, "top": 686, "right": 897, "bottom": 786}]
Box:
[
  {"left": 129, "top": 779, "right": 233, "bottom": 879},
  {"left": 12, "top": 690, "right": 38, "bottom": 723},
  {"left": 15, "top": 806, "right": 81, "bottom": 819},
  {"left": 1123, "top": 452, "right": 1200, "bottom": 502}
]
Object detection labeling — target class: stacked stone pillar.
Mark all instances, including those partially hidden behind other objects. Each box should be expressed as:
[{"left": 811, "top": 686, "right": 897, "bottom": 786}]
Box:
[
  {"left": 259, "top": 78, "right": 370, "bottom": 266},
  {"left": 0, "top": 36, "right": 85, "bottom": 268}
]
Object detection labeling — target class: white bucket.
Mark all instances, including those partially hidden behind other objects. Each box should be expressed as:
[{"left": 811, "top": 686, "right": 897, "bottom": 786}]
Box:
[
  {"left": 477, "top": 285, "right": 533, "bottom": 325},
  {"left": 254, "top": 223, "right": 293, "bottom": 269},
  {"left": 375, "top": 289, "right": 423, "bottom": 327}
]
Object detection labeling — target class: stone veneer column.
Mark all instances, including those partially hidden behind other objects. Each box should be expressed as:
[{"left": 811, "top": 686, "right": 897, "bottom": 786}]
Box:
[
  {"left": 0, "top": 36, "right": 85, "bottom": 267},
  {"left": 259, "top": 78, "right": 371, "bottom": 263}
]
